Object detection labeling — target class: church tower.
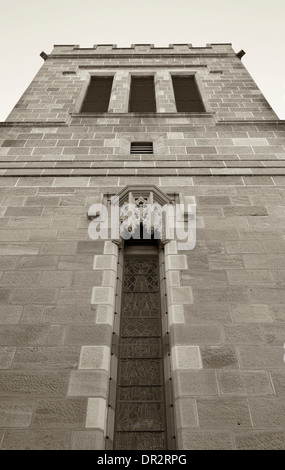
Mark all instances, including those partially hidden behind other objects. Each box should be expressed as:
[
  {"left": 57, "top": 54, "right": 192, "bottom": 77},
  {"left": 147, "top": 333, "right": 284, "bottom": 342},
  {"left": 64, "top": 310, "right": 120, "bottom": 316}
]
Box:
[{"left": 0, "top": 43, "right": 285, "bottom": 450}]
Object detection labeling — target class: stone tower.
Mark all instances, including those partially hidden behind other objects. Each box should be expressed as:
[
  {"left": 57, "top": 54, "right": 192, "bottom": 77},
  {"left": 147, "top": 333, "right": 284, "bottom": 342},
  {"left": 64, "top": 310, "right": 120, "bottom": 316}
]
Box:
[{"left": 0, "top": 43, "right": 285, "bottom": 450}]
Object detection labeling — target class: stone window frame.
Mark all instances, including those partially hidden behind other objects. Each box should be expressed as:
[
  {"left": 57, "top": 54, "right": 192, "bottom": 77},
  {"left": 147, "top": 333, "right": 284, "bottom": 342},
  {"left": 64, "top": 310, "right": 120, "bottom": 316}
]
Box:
[
  {"left": 127, "top": 71, "right": 158, "bottom": 113},
  {"left": 87, "top": 185, "right": 195, "bottom": 449},
  {"left": 128, "top": 74, "right": 157, "bottom": 113},
  {"left": 104, "top": 241, "right": 177, "bottom": 450},
  {"left": 105, "top": 250, "right": 176, "bottom": 447},
  {"left": 74, "top": 71, "right": 117, "bottom": 114},
  {"left": 169, "top": 70, "right": 212, "bottom": 113}
]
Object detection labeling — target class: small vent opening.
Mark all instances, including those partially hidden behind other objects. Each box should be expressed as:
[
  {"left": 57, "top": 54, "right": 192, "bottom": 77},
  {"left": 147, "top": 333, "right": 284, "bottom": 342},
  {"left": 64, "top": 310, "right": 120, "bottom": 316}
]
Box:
[{"left": 131, "top": 142, "right": 153, "bottom": 155}]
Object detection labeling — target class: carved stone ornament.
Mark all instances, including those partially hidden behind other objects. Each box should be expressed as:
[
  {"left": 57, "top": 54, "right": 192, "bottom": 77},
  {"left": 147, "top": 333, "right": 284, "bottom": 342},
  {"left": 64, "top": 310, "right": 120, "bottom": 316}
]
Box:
[{"left": 88, "top": 185, "right": 176, "bottom": 244}]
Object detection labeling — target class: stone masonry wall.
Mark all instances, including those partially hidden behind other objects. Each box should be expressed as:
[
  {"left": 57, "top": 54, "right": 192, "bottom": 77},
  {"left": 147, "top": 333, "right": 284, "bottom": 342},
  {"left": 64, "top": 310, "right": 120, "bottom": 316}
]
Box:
[
  {"left": 6, "top": 44, "right": 277, "bottom": 122},
  {"left": 0, "top": 44, "right": 285, "bottom": 450}
]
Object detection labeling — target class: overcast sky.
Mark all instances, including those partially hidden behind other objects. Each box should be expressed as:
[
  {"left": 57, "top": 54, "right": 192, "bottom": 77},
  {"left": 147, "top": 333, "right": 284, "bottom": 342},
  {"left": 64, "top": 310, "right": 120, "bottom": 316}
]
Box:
[{"left": 0, "top": 0, "right": 284, "bottom": 121}]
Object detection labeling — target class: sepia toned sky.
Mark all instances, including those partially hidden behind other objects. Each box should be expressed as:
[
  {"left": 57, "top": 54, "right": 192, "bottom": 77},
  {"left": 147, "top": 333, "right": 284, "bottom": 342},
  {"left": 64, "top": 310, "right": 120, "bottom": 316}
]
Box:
[{"left": 0, "top": 0, "right": 284, "bottom": 121}]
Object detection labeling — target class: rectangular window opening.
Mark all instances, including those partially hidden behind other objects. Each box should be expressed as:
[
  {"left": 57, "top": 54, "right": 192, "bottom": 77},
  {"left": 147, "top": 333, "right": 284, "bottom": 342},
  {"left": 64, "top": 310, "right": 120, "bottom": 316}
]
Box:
[
  {"left": 129, "top": 76, "right": 156, "bottom": 113},
  {"left": 81, "top": 76, "right": 113, "bottom": 112},
  {"left": 131, "top": 142, "right": 153, "bottom": 155},
  {"left": 172, "top": 75, "right": 205, "bottom": 112}
]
